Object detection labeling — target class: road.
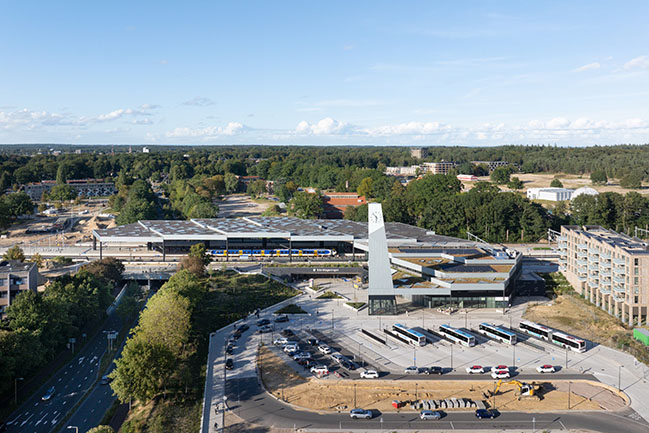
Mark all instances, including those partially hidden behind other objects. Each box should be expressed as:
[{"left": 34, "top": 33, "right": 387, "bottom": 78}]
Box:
[
  {"left": 229, "top": 376, "right": 649, "bottom": 433},
  {"left": 4, "top": 312, "right": 122, "bottom": 433}
]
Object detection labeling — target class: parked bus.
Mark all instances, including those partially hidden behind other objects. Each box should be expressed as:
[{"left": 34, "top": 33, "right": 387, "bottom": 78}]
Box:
[
  {"left": 438, "top": 324, "right": 475, "bottom": 347},
  {"left": 519, "top": 320, "right": 586, "bottom": 353},
  {"left": 478, "top": 323, "right": 517, "bottom": 345},
  {"left": 392, "top": 324, "right": 426, "bottom": 346},
  {"left": 550, "top": 331, "right": 586, "bottom": 353}
]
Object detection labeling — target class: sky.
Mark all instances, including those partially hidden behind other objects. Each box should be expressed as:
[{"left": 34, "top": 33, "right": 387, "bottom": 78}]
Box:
[{"left": 1, "top": 0, "right": 649, "bottom": 146}]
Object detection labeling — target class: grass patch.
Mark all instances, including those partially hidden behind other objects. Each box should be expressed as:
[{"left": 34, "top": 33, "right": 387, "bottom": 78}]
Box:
[
  {"left": 533, "top": 247, "right": 552, "bottom": 250},
  {"left": 317, "top": 291, "right": 342, "bottom": 299},
  {"left": 275, "top": 303, "right": 307, "bottom": 314},
  {"left": 345, "top": 302, "right": 366, "bottom": 310},
  {"left": 542, "top": 272, "right": 574, "bottom": 297}
]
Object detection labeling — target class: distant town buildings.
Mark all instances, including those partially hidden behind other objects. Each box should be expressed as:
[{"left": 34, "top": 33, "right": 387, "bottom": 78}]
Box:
[
  {"left": 526, "top": 187, "right": 574, "bottom": 202},
  {"left": 322, "top": 192, "right": 367, "bottom": 219},
  {"left": 410, "top": 147, "right": 428, "bottom": 159},
  {"left": 571, "top": 186, "right": 600, "bottom": 200},
  {"left": 23, "top": 179, "right": 117, "bottom": 201},
  {"left": 142, "top": 146, "right": 150, "bottom": 153},
  {"left": 0, "top": 261, "right": 38, "bottom": 317},
  {"left": 456, "top": 174, "right": 479, "bottom": 182},
  {"left": 559, "top": 225, "right": 649, "bottom": 326},
  {"left": 385, "top": 166, "right": 419, "bottom": 176}
]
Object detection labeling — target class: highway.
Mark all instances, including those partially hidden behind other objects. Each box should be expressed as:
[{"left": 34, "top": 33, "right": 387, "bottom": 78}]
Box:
[
  {"left": 3, "top": 312, "right": 122, "bottom": 433},
  {"left": 229, "top": 376, "right": 649, "bottom": 432}
]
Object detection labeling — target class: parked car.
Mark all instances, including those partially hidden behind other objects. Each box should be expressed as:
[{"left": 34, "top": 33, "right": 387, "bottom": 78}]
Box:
[
  {"left": 420, "top": 410, "right": 442, "bottom": 420},
  {"left": 273, "top": 337, "right": 289, "bottom": 346},
  {"left": 100, "top": 375, "right": 111, "bottom": 385},
  {"left": 466, "top": 365, "right": 484, "bottom": 374},
  {"left": 236, "top": 324, "right": 249, "bottom": 332},
  {"left": 318, "top": 344, "right": 332, "bottom": 354},
  {"left": 536, "top": 364, "right": 556, "bottom": 373},
  {"left": 307, "top": 338, "right": 319, "bottom": 346},
  {"left": 233, "top": 330, "right": 242, "bottom": 339},
  {"left": 274, "top": 315, "right": 289, "bottom": 323},
  {"left": 293, "top": 351, "right": 312, "bottom": 360},
  {"left": 404, "top": 366, "right": 418, "bottom": 374},
  {"left": 491, "top": 365, "right": 509, "bottom": 372},
  {"left": 225, "top": 359, "right": 234, "bottom": 370},
  {"left": 226, "top": 344, "right": 234, "bottom": 355},
  {"left": 360, "top": 370, "right": 379, "bottom": 379},
  {"left": 341, "top": 360, "right": 357, "bottom": 370},
  {"left": 282, "top": 329, "right": 295, "bottom": 337},
  {"left": 310, "top": 365, "right": 329, "bottom": 375},
  {"left": 283, "top": 344, "right": 299, "bottom": 354},
  {"left": 491, "top": 369, "right": 510, "bottom": 379},
  {"left": 256, "top": 318, "right": 271, "bottom": 326},
  {"left": 331, "top": 353, "right": 345, "bottom": 364},
  {"left": 258, "top": 325, "right": 272, "bottom": 333},
  {"left": 475, "top": 409, "right": 497, "bottom": 419},
  {"left": 42, "top": 386, "right": 55, "bottom": 401},
  {"left": 349, "top": 409, "right": 373, "bottom": 419},
  {"left": 425, "top": 366, "right": 443, "bottom": 375},
  {"left": 296, "top": 358, "right": 313, "bottom": 367}
]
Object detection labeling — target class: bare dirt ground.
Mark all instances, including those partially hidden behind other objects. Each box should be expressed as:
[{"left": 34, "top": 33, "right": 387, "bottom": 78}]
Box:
[
  {"left": 524, "top": 295, "right": 628, "bottom": 350},
  {"left": 217, "top": 194, "right": 273, "bottom": 218},
  {"left": 259, "top": 346, "right": 621, "bottom": 413}
]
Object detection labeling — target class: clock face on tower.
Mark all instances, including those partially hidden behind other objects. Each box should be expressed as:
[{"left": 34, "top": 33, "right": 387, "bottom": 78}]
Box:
[{"left": 370, "top": 210, "right": 380, "bottom": 224}]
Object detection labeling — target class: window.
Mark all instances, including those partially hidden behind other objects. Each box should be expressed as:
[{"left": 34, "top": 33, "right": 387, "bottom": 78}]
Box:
[
  {"left": 0, "top": 279, "right": 6, "bottom": 285},
  {"left": 635, "top": 296, "right": 639, "bottom": 304},
  {"left": 634, "top": 258, "right": 639, "bottom": 266},
  {"left": 12, "top": 278, "right": 23, "bottom": 285},
  {"left": 635, "top": 268, "right": 639, "bottom": 275}
]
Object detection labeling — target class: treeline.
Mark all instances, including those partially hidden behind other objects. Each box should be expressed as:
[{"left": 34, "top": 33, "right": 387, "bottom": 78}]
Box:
[
  {"left": 0, "top": 258, "right": 123, "bottom": 398},
  {"left": 345, "top": 175, "right": 549, "bottom": 243},
  {"left": 109, "top": 179, "right": 160, "bottom": 225},
  {"left": 560, "top": 192, "right": 649, "bottom": 234}
]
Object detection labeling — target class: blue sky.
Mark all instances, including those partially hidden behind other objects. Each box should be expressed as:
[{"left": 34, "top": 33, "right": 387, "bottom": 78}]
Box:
[{"left": 1, "top": 0, "right": 649, "bottom": 146}]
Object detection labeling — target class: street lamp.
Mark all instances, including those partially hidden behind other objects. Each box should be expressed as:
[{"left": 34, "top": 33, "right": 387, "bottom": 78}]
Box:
[
  {"left": 14, "top": 377, "right": 24, "bottom": 404},
  {"left": 619, "top": 365, "right": 624, "bottom": 391},
  {"left": 67, "top": 427, "right": 78, "bottom": 433}
]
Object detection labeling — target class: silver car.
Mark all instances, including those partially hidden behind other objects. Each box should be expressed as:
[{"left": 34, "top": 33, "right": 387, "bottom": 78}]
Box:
[
  {"left": 420, "top": 410, "right": 442, "bottom": 420},
  {"left": 350, "top": 408, "right": 372, "bottom": 419}
]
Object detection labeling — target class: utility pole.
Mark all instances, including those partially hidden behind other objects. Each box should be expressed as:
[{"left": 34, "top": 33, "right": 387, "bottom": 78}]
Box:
[
  {"left": 331, "top": 310, "right": 334, "bottom": 330},
  {"left": 512, "top": 344, "right": 516, "bottom": 368},
  {"left": 565, "top": 347, "right": 568, "bottom": 369},
  {"left": 619, "top": 365, "right": 624, "bottom": 391},
  {"left": 568, "top": 381, "right": 571, "bottom": 409},
  {"left": 14, "top": 377, "right": 24, "bottom": 404},
  {"left": 450, "top": 344, "right": 454, "bottom": 370}
]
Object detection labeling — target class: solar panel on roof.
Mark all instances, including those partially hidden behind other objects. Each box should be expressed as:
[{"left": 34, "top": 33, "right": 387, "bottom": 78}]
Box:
[{"left": 398, "top": 248, "right": 482, "bottom": 255}]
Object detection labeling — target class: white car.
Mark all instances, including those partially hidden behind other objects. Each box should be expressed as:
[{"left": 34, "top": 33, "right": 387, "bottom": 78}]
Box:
[
  {"left": 466, "top": 365, "right": 484, "bottom": 374},
  {"left": 491, "top": 365, "right": 509, "bottom": 373},
  {"left": 310, "top": 365, "right": 329, "bottom": 375},
  {"left": 293, "top": 351, "right": 312, "bottom": 360},
  {"left": 536, "top": 364, "right": 556, "bottom": 373},
  {"left": 331, "top": 353, "right": 345, "bottom": 364},
  {"left": 318, "top": 344, "right": 332, "bottom": 354},
  {"left": 349, "top": 408, "right": 373, "bottom": 419},
  {"left": 273, "top": 337, "right": 289, "bottom": 345},
  {"left": 491, "top": 369, "right": 510, "bottom": 379},
  {"left": 360, "top": 370, "right": 379, "bottom": 379},
  {"left": 404, "top": 366, "right": 418, "bottom": 374},
  {"left": 283, "top": 344, "right": 299, "bottom": 354}
]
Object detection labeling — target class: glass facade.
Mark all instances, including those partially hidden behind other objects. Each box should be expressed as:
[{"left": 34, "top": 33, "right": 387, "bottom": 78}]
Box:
[{"left": 368, "top": 295, "right": 397, "bottom": 315}]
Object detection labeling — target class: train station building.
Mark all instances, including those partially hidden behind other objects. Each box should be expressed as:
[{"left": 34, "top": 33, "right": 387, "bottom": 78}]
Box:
[{"left": 93, "top": 216, "right": 522, "bottom": 313}]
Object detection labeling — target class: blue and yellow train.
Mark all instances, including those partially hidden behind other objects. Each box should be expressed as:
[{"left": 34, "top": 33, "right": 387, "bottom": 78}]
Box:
[{"left": 209, "top": 248, "right": 334, "bottom": 257}]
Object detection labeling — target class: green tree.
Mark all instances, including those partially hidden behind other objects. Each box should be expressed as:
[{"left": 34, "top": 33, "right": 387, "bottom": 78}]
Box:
[
  {"left": 490, "top": 166, "right": 513, "bottom": 184},
  {"left": 189, "top": 243, "right": 211, "bottom": 267},
  {"left": 247, "top": 179, "right": 267, "bottom": 197},
  {"left": 620, "top": 172, "right": 642, "bottom": 189},
  {"left": 134, "top": 290, "right": 191, "bottom": 357},
  {"left": 356, "top": 177, "right": 374, "bottom": 199},
  {"left": 591, "top": 170, "right": 608, "bottom": 185},
  {"left": 56, "top": 164, "right": 68, "bottom": 184},
  {"left": 81, "top": 258, "right": 124, "bottom": 286},
  {"left": 28, "top": 253, "right": 44, "bottom": 268},
  {"left": 49, "top": 184, "right": 77, "bottom": 202},
  {"left": 224, "top": 173, "right": 240, "bottom": 194},
  {"left": 550, "top": 178, "right": 563, "bottom": 188},
  {"left": 4, "top": 245, "right": 25, "bottom": 262},
  {"left": 289, "top": 191, "right": 322, "bottom": 219},
  {"left": 86, "top": 426, "right": 115, "bottom": 433},
  {"left": 507, "top": 177, "right": 524, "bottom": 190}
]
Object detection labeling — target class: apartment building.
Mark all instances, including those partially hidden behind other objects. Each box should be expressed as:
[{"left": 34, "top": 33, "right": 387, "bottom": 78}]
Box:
[
  {"left": 559, "top": 225, "right": 649, "bottom": 326},
  {"left": 23, "top": 179, "right": 116, "bottom": 201},
  {"left": 471, "top": 160, "right": 509, "bottom": 172},
  {"left": 0, "top": 261, "right": 39, "bottom": 317},
  {"left": 423, "top": 161, "right": 457, "bottom": 175},
  {"left": 410, "top": 147, "right": 427, "bottom": 159}
]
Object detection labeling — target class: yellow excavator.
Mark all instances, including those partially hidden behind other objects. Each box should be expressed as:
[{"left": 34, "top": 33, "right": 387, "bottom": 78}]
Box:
[{"left": 491, "top": 380, "right": 541, "bottom": 400}]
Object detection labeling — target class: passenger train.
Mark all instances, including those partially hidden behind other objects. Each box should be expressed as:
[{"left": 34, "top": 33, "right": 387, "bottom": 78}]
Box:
[{"left": 208, "top": 248, "right": 334, "bottom": 257}]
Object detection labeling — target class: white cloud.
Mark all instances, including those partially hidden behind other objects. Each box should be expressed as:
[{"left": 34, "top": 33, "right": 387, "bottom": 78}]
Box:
[
  {"left": 182, "top": 96, "right": 215, "bottom": 107},
  {"left": 0, "top": 108, "right": 74, "bottom": 130},
  {"left": 95, "top": 108, "right": 149, "bottom": 122},
  {"left": 165, "top": 122, "right": 246, "bottom": 139},
  {"left": 295, "top": 117, "right": 353, "bottom": 135},
  {"left": 573, "top": 62, "right": 600, "bottom": 72},
  {"left": 314, "top": 99, "right": 386, "bottom": 108},
  {"left": 624, "top": 55, "right": 649, "bottom": 71},
  {"left": 365, "top": 121, "right": 452, "bottom": 136}
]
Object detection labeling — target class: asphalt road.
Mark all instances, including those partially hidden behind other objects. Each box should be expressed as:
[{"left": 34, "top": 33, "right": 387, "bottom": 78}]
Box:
[
  {"left": 229, "top": 376, "right": 649, "bottom": 433},
  {"left": 3, "top": 312, "right": 122, "bottom": 433}
]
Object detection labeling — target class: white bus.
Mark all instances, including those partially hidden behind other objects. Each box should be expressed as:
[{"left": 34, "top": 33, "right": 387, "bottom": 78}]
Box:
[
  {"left": 478, "top": 323, "right": 517, "bottom": 345},
  {"left": 393, "top": 323, "right": 426, "bottom": 346},
  {"left": 519, "top": 320, "right": 586, "bottom": 353},
  {"left": 438, "top": 324, "right": 475, "bottom": 347}
]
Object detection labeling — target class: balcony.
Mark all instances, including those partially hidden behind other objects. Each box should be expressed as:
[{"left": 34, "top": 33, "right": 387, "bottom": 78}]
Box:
[
  {"left": 578, "top": 243, "right": 588, "bottom": 250},
  {"left": 613, "top": 267, "right": 625, "bottom": 275},
  {"left": 558, "top": 242, "right": 567, "bottom": 249},
  {"left": 558, "top": 235, "right": 567, "bottom": 242},
  {"left": 601, "top": 279, "right": 612, "bottom": 286},
  {"left": 600, "top": 270, "right": 611, "bottom": 277},
  {"left": 600, "top": 287, "right": 611, "bottom": 295},
  {"left": 588, "top": 255, "right": 600, "bottom": 263},
  {"left": 612, "top": 294, "right": 625, "bottom": 303},
  {"left": 588, "top": 247, "right": 600, "bottom": 254},
  {"left": 613, "top": 284, "right": 625, "bottom": 293},
  {"left": 560, "top": 250, "right": 567, "bottom": 257},
  {"left": 559, "top": 258, "right": 567, "bottom": 264},
  {"left": 613, "top": 258, "right": 625, "bottom": 266},
  {"left": 600, "top": 260, "right": 611, "bottom": 269},
  {"left": 588, "top": 264, "right": 599, "bottom": 271},
  {"left": 577, "top": 251, "right": 588, "bottom": 258},
  {"left": 613, "top": 275, "right": 625, "bottom": 284},
  {"left": 600, "top": 251, "right": 611, "bottom": 259},
  {"left": 577, "top": 275, "right": 587, "bottom": 282},
  {"left": 588, "top": 280, "right": 599, "bottom": 288},
  {"left": 577, "top": 259, "right": 588, "bottom": 266}
]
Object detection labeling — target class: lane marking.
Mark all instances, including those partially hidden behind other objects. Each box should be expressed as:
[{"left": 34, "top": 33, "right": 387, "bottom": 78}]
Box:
[
  {"left": 35, "top": 413, "right": 47, "bottom": 426},
  {"left": 20, "top": 413, "right": 34, "bottom": 427},
  {"left": 450, "top": 421, "right": 455, "bottom": 430}
]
